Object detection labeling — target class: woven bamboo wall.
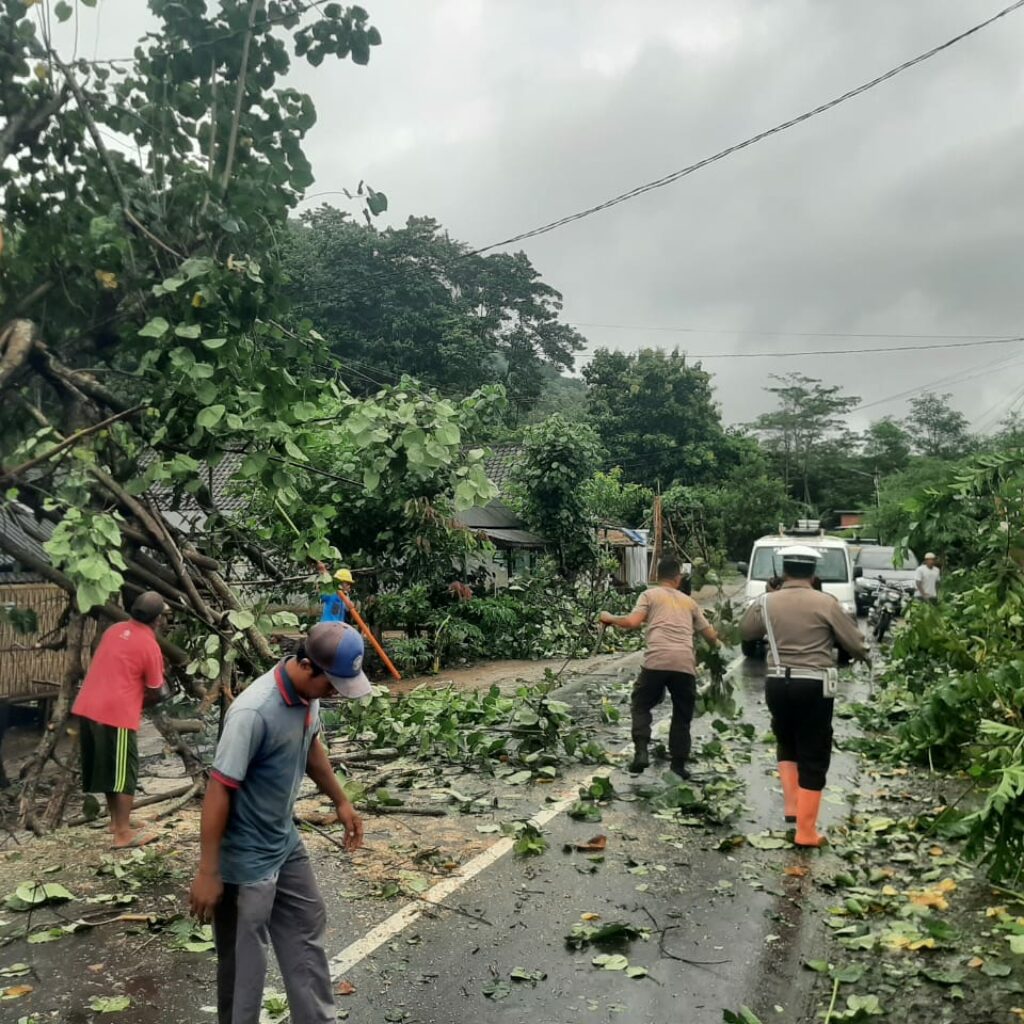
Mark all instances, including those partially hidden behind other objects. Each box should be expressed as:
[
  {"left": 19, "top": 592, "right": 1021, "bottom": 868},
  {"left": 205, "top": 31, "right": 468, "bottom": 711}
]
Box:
[{"left": 0, "top": 584, "right": 96, "bottom": 701}]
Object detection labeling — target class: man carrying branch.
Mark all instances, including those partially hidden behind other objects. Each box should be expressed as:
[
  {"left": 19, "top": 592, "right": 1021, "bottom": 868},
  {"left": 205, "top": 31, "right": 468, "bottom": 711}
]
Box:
[
  {"left": 599, "top": 556, "right": 723, "bottom": 778},
  {"left": 189, "top": 621, "right": 371, "bottom": 1024}
]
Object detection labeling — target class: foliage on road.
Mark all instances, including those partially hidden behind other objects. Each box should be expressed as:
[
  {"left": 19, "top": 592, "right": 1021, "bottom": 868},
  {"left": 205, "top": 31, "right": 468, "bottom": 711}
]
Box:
[{"left": 853, "top": 450, "right": 1024, "bottom": 880}]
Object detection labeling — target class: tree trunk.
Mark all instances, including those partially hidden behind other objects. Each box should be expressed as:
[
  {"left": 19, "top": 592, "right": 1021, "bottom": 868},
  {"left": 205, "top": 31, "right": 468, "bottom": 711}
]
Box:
[
  {"left": 19, "top": 612, "right": 87, "bottom": 834},
  {"left": 41, "top": 731, "right": 80, "bottom": 831}
]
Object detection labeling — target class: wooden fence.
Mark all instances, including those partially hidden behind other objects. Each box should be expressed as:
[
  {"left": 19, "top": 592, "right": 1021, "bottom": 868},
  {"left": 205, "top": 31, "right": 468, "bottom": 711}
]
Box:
[{"left": 0, "top": 583, "right": 95, "bottom": 702}]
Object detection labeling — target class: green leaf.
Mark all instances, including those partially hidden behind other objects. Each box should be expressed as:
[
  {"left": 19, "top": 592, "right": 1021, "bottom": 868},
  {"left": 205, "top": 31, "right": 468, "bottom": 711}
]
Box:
[
  {"left": 89, "top": 996, "right": 131, "bottom": 1013},
  {"left": 831, "top": 964, "right": 865, "bottom": 984},
  {"left": 13, "top": 882, "right": 74, "bottom": 906},
  {"left": 1009, "top": 934, "right": 1024, "bottom": 955},
  {"left": 174, "top": 323, "right": 201, "bottom": 339},
  {"left": 722, "top": 1010, "right": 763, "bottom": 1024},
  {"left": 366, "top": 191, "right": 388, "bottom": 216},
  {"left": 363, "top": 468, "right": 380, "bottom": 492},
  {"left": 201, "top": 337, "right": 228, "bottom": 350},
  {"left": 196, "top": 405, "right": 226, "bottom": 429},
  {"left": 482, "top": 980, "right": 512, "bottom": 1000},
  {"left": 746, "top": 831, "right": 788, "bottom": 850},
  {"left": 227, "top": 610, "right": 256, "bottom": 631},
  {"left": 54, "top": 1, "right": 73, "bottom": 21},
  {"left": 592, "top": 954, "right": 629, "bottom": 971},
  {"left": 138, "top": 317, "right": 169, "bottom": 338},
  {"left": 920, "top": 968, "right": 964, "bottom": 986},
  {"left": 803, "top": 960, "right": 830, "bottom": 974},
  {"left": 625, "top": 965, "right": 649, "bottom": 979},
  {"left": 981, "top": 961, "right": 1012, "bottom": 977}
]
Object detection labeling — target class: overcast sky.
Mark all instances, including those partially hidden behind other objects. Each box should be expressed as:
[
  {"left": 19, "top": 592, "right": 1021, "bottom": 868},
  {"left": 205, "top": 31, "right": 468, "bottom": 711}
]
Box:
[{"left": 58, "top": 1, "right": 1024, "bottom": 430}]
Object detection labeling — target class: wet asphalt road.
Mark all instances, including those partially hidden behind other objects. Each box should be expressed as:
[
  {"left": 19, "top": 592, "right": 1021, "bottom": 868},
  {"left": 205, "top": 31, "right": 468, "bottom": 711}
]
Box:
[
  {"left": 2, "top": 650, "right": 866, "bottom": 1024},
  {"left": 319, "top": 654, "right": 863, "bottom": 1024}
]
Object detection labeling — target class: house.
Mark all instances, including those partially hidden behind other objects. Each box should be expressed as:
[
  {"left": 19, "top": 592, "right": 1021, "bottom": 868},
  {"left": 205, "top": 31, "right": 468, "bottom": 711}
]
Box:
[
  {"left": 836, "top": 510, "right": 866, "bottom": 530},
  {"left": 454, "top": 444, "right": 546, "bottom": 589},
  {"left": 0, "top": 504, "right": 99, "bottom": 777},
  {"left": 455, "top": 446, "right": 648, "bottom": 590}
]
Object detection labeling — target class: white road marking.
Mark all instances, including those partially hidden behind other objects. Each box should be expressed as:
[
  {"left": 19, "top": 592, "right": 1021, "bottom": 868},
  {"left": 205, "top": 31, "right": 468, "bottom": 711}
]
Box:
[
  {"left": 271, "top": 768, "right": 614, "bottom": 1019},
  {"left": 274, "top": 641, "right": 743, "bottom": 1019}
]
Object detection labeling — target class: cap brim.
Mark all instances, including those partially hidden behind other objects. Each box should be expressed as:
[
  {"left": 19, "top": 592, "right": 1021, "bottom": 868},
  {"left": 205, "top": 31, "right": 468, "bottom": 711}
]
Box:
[{"left": 327, "top": 670, "right": 372, "bottom": 699}]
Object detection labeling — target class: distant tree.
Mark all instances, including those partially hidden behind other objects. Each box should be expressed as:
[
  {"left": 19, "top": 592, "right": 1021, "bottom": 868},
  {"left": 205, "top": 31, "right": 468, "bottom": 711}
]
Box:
[
  {"left": 750, "top": 374, "right": 860, "bottom": 507},
  {"left": 862, "top": 417, "right": 912, "bottom": 477},
  {"left": 511, "top": 415, "right": 604, "bottom": 576},
  {"left": 869, "top": 458, "right": 953, "bottom": 544},
  {"left": 667, "top": 447, "right": 798, "bottom": 561},
  {"left": 283, "top": 210, "right": 584, "bottom": 418},
  {"left": 905, "top": 392, "right": 972, "bottom": 459},
  {"left": 993, "top": 411, "right": 1024, "bottom": 449},
  {"left": 582, "top": 469, "right": 654, "bottom": 527},
  {"left": 582, "top": 348, "right": 727, "bottom": 489}
]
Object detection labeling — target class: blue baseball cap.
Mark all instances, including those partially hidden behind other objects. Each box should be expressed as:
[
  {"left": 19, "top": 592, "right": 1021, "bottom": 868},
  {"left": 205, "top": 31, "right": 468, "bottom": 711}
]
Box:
[{"left": 306, "top": 621, "right": 372, "bottom": 699}]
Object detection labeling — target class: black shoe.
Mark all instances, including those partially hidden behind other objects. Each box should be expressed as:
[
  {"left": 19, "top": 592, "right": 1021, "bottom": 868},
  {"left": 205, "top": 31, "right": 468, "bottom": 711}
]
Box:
[
  {"left": 670, "top": 762, "right": 691, "bottom": 780},
  {"left": 629, "top": 743, "right": 650, "bottom": 774}
]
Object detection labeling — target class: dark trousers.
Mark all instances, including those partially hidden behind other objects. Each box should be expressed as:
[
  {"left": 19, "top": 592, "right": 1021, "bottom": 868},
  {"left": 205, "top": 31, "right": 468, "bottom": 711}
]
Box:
[
  {"left": 213, "top": 845, "right": 334, "bottom": 1024},
  {"left": 631, "top": 669, "right": 696, "bottom": 767},
  {"left": 765, "top": 677, "right": 834, "bottom": 791}
]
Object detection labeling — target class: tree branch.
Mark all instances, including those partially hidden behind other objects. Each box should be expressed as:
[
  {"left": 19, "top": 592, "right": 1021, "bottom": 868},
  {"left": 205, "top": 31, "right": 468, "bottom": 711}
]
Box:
[
  {"left": 0, "top": 84, "right": 69, "bottom": 163},
  {"left": 220, "top": 0, "right": 264, "bottom": 194},
  {"left": 0, "top": 404, "right": 144, "bottom": 483},
  {"left": 51, "top": 53, "right": 185, "bottom": 262},
  {"left": 0, "top": 319, "right": 39, "bottom": 390}
]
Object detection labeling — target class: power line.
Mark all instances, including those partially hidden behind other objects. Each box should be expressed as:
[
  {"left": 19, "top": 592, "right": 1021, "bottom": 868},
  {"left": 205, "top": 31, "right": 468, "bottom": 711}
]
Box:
[
  {"left": 849, "top": 350, "right": 1024, "bottom": 415},
  {"left": 469, "top": 0, "right": 1024, "bottom": 256},
  {"left": 569, "top": 322, "right": 1018, "bottom": 342},
  {"left": 574, "top": 334, "right": 1024, "bottom": 362}
]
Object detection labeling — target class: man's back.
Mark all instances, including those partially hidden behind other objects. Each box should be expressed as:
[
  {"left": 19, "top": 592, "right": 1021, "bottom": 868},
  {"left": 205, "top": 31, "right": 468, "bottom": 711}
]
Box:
[
  {"left": 635, "top": 586, "right": 709, "bottom": 675},
  {"left": 741, "top": 586, "right": 867, "bottom": 671},
  {"left": 72, "top": 620, "right": 163, "bottom": 730}
]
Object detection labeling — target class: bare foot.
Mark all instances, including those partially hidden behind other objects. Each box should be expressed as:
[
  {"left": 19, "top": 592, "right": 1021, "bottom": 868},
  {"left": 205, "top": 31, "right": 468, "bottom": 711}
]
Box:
[
  {"left": 111, "top": 829, "right": 161, "bottom": 850},
  {"left": 107, "top": 818, "right": 142, "bottom": 834}
]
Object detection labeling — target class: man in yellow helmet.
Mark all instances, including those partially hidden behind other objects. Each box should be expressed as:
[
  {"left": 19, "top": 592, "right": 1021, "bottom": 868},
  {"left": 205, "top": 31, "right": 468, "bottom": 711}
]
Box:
[{"left": 319, "top": 568, "right": 354, "bottom": 624}]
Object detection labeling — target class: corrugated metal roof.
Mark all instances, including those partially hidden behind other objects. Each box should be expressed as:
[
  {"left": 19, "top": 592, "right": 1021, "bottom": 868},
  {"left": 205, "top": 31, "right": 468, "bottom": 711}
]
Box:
[
  {"left": 455, "top": 501, "right": 521, "bottom": 530},
  {"left": 145, "top": 451, "right": 250, "bottom": 515},
  {"left": 476, "top": 527, "right": 546, "bottom": 548}
]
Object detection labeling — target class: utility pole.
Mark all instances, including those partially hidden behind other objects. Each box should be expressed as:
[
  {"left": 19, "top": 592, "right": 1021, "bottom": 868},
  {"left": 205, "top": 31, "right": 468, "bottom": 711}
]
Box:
[{"left": 649, "top": 494, "right": 663, "bottom": 583}]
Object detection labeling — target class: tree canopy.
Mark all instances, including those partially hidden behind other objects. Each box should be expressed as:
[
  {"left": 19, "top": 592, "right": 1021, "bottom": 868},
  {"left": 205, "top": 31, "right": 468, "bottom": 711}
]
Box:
[
  {"left": 282, "top": 208, "right": 585, "bottom": 420},
  {"left": 582, "top": 347, "right": 728, "bottom": 489}
]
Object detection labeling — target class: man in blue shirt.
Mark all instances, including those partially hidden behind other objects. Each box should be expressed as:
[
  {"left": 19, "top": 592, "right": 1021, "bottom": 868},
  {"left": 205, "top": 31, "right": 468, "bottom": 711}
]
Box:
[
  {"left": 189, "top": 621, "right": 371, "bottom": 1024},
  {"left": 319, "top": 568, "right": 354, "bottom": 623}
]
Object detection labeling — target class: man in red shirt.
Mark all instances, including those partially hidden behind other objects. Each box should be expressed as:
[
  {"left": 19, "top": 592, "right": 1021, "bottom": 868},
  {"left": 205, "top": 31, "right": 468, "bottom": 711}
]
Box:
[{"left": 72, "top": 591, "right": 168, "bottom": 848}]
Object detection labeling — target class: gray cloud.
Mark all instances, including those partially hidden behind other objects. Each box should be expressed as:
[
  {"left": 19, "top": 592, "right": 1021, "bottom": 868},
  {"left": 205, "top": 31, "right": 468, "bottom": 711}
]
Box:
[{"left": 58, "top": 0, "right": 1024, "bottom": 431}]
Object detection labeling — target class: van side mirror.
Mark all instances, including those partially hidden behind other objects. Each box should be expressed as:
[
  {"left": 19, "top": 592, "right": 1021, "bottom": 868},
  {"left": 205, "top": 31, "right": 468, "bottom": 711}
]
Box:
[
  {"left": 853, "top": 566, "right": 863, "bottom": 579},
  {"left": 737, "top": 562, "right": 749, "bottom": 576}
]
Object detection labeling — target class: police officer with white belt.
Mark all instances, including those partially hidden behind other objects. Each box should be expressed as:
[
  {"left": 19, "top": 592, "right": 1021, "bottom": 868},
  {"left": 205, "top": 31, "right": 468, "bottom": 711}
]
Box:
[{"left": 739, "top": 545, "right": 869, "bottom": 847}]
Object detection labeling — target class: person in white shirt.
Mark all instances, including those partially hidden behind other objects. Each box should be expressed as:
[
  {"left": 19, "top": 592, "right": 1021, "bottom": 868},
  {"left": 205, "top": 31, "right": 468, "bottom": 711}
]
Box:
[{"left": 915, "top": 553, "right": 941, "bottom": 603}]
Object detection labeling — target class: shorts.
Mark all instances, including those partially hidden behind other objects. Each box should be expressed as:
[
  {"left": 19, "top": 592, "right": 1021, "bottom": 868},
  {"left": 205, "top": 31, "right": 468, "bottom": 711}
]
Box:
[{"left": 79, "top": 718, "right": 138, "bottom": 795}]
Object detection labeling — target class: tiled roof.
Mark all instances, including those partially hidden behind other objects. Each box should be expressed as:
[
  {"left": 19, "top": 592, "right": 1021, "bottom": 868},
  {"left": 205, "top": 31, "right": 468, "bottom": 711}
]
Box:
[
  {"left": 481, "top": 444, "right": 523, "bottom": 496},
  {"left": 146, "top": 451, "right": 250, "bottom": 515}
]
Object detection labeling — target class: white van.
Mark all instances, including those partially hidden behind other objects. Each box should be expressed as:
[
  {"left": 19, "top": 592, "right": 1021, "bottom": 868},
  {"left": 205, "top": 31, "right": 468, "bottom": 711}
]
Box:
[{"left": 737, "top": 524, "right": 859, "bottom": 657}]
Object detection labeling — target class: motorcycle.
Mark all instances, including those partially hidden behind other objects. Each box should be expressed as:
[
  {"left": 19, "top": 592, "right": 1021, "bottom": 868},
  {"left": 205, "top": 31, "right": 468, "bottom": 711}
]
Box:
[{"left": 867, "top": 579, "right": 908, "bottom": 641}]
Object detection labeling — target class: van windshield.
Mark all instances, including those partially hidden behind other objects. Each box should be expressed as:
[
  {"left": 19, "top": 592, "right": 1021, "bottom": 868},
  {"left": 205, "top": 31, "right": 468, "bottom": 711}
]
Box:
[{"left": 751, "top": 547, "right": 849, "bottom": 583}]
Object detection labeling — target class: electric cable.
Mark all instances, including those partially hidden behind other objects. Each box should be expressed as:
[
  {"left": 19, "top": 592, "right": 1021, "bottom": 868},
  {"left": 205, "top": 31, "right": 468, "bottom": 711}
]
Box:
[{"left": 468, "top": 0, "right": 1024, "bottom": 255}]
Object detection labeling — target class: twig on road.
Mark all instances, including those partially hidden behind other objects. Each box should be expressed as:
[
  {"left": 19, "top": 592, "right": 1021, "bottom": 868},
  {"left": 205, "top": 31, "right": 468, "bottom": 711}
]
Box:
[
  {"left": 640, "top": 906, "right": 731, "bottom": 967},
  {"left": 302, "top": 818, "right": 493, "bottom": 926}
]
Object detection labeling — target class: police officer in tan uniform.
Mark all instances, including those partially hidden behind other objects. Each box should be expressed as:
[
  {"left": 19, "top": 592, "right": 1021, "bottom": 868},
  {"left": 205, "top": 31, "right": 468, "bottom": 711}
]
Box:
[
  {"left": 599, "top": 556, "right": 723, "bottom": 778},
  {"left": 739, "top": 546, "right": 868, "bottom": 847}
]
